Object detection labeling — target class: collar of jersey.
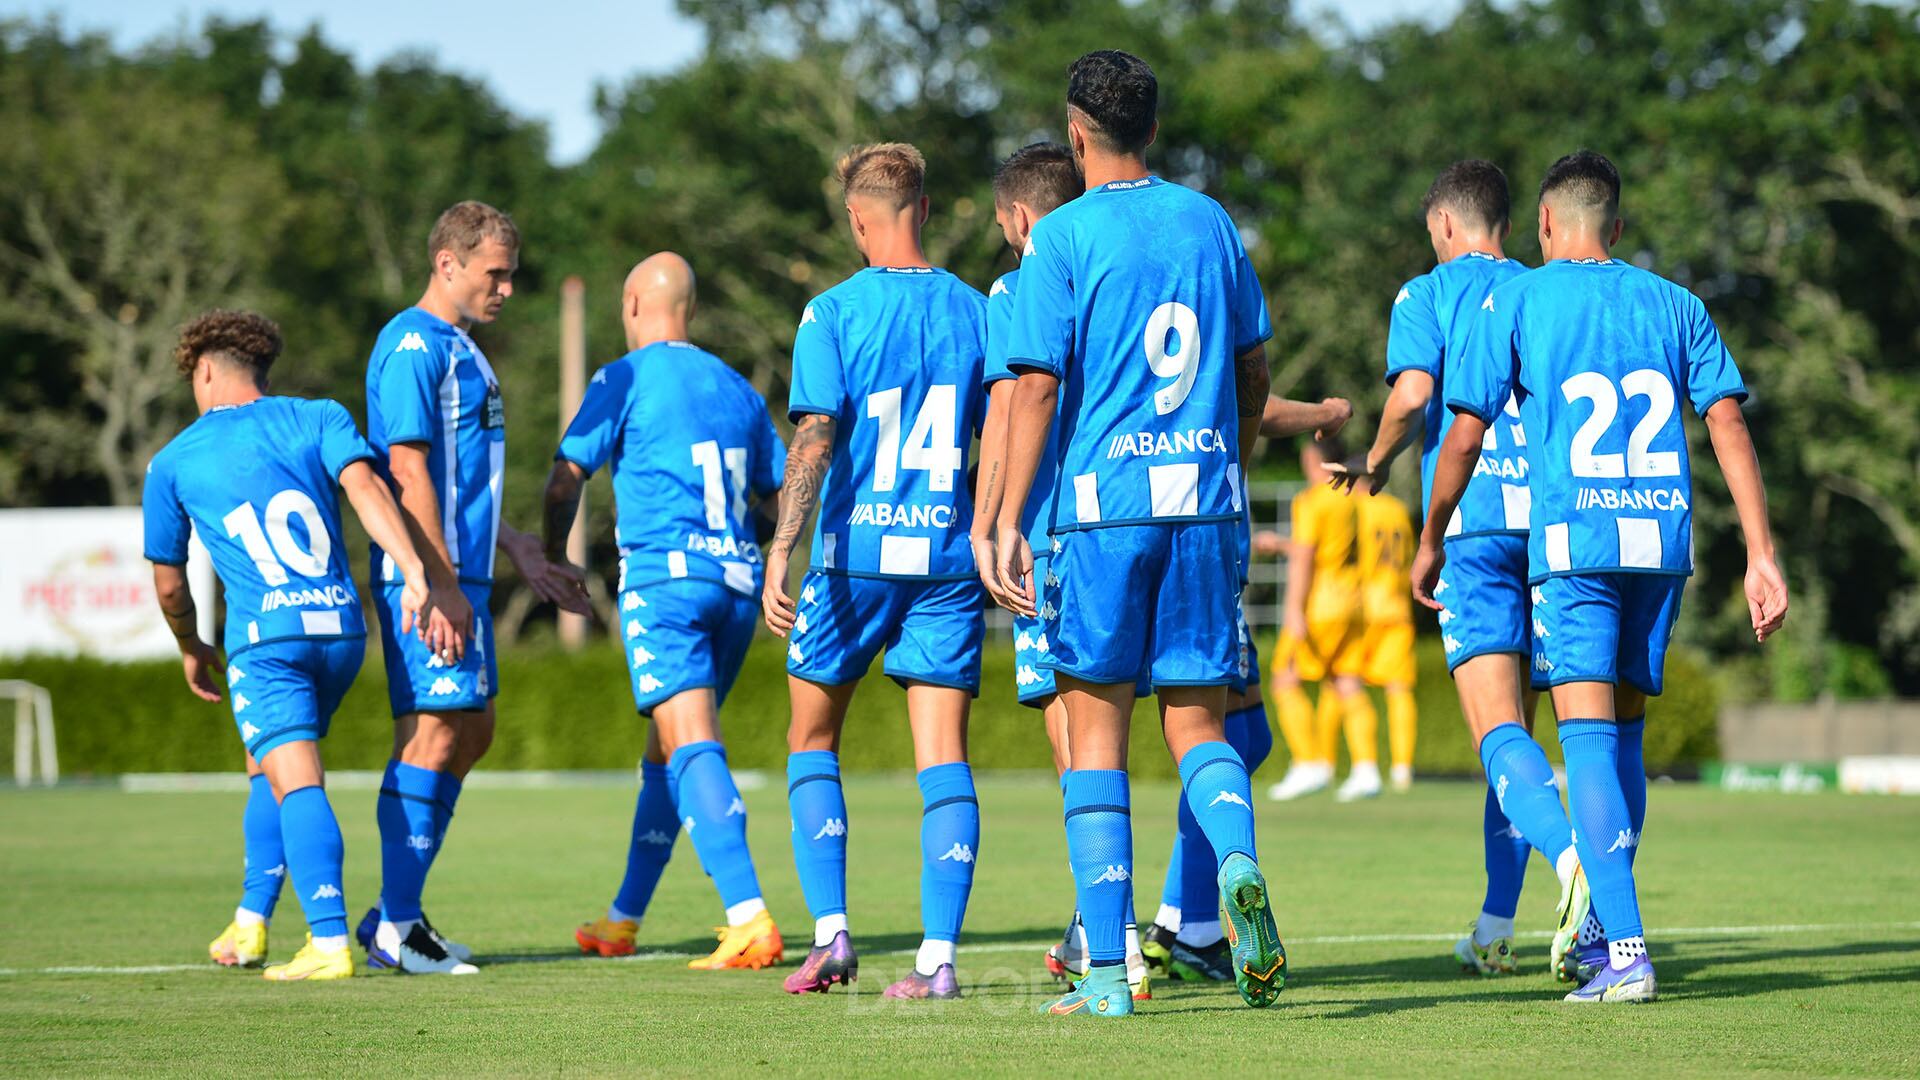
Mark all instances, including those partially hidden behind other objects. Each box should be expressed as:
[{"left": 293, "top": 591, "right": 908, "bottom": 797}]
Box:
[
  {"left": 1454, "top": 251, "right": 1508, "bottom": 264},
  {"left": 407, "top": 305, "right": 474, "bottom": 341},
  {"left": 1560, "top": 257, "right": 1618, "bottom": 266},
  {"left": 1098, "top": 175, "right": 1162, "bottom": 193},
  {"left": 869, "top": 265, "right": 942, "bottom": 275},
  {"left": 206, "top": 399, "right": 262, "bottom": 414}
]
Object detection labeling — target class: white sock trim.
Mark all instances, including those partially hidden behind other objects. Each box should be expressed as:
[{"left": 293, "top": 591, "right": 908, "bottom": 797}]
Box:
[
  {"left": 1609, "top": 935, "right": 1647, "bottom": 970},
  {"left": 234, "top": 906, "right": 267, "bottom": 928},
  {"left": 311, "top": 934, "right": 349, "bottom": 952},
  {"left": 607, "top": 905, "right": 639, "bottom": 925},
  {"left": 813, "top": 913, "right": 849, "bottom": 947},
  {"left": 725, "top": 897, "right": 767, "bottom": 927},
  {"left": 915, "top": 938, "right": 956, "bottom": 974},
  {"left": 1154, "top": 902, "right": 1183, "bottom": 933},
  {"left": 1176, "top": 919, "right": 1223, "bottom": 947},
  {"left": 1555, "top": 846, "right": 1580, "bottom": 891},
  {"left": 1475, "top": 911, "right": 1516, "bottom": 946}
]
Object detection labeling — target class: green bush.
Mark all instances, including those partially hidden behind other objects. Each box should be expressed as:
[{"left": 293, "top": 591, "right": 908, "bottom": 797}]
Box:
[{"left": 1, "top": 631, "right": 1719, "bottom": 778}]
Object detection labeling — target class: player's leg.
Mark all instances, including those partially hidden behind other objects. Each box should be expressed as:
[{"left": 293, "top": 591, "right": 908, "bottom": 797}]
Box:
[
  {"left": 1333, "top": 666, "right": 1382, "bottom": 802},
  {"left": 212, "top": 754, "right": 282, "bottom": 968},
  {"left": 579, "top": 725, "right": 674, "bottom": 958},
  {"left": 1046, "top": 675, "right": 1138, "bottom": 1016},
  {"left": 1267, "top": 642, "right": 1330, "bottom": 800},
  {"left": 1378, "top": 623, "right": 1418, "bottom": 791}
]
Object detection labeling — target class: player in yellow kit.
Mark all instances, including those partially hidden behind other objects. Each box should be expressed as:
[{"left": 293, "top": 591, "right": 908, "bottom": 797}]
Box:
[
  {"left": 1354, "top": 484, "right": 1419, "bottom": 791},
  {"left": 1265, "top": 440, "right": 1376, "bottom": 801}
]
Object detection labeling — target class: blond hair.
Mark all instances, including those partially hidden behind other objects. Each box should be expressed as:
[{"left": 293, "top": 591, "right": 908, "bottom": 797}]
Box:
[
  {"left": 427, "top": 200, "right": 520, "bottom": 267},
  {"left": 834, "top": 142, "right": 926, "bottom": 209}
]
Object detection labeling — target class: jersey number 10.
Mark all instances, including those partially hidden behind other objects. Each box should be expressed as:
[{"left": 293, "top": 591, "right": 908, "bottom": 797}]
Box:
[{"left": 223, "top": 490, "right": 332, "bottom": 586}]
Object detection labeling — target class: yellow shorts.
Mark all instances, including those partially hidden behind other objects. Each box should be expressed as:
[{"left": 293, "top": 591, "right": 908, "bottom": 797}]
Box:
[
  {"left": 1359, "top": 621, "right": 1417, "bottom": 688},
  {"left": 1275, "top": 619, "right": 1363, "bottom": 683}
]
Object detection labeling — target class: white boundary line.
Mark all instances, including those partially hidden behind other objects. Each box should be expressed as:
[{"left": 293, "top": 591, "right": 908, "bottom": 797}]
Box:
[{"left": 5, "top": 920, "right": 1915, "bottom": 977}]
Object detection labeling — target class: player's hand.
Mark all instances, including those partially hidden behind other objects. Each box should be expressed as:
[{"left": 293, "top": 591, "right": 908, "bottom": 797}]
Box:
[
  {"left": 179, "top": 639, "right": 223, "bottom": 703},
  {"left": 1411, "top": 539, "right": 1447, "bottom": 611},
  {"left": 398, "top": 575, "right": 430, "bottom": 638},
  {"left": 502, "top": 531, "right": 591, "bottom": 616},
  {"left": 1251, "top": 529, "right": 1285, "bottom": 559},
  {"left": 423, "top": 584, "right": 471, "bottom": 662},
  {"left": 1316, "top": 397, "right": 1353, "bottom": 441},
  {"left": 762, "top": 550, "right": 796, "bottom": 637},
  {"left": 1325, "top": 450, "right": 1384, "bottom": 495},
  {"left": 1282, "top": 608, "right": 1308, "bottom": 642},
  {"left": 1745, "top": 553, "right": 1789, "bottom": 643},
  {"left": 993, "top": 523, "right": 1036, "bottom": 617},
  {"left": 969, "top": 531, "right": 1010, "bottom": 609}
]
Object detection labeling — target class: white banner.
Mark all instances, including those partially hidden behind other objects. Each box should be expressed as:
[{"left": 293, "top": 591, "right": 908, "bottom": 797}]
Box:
[{"left": 0, "top": 508, "right": 214, "bottom": 660}]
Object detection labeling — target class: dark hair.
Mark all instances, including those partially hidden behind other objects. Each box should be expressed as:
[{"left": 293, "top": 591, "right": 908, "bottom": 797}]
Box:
[
  {"left": 175, "top": 309, "right": 283, "bottom": 383},
  {"left": 1421, "top": 159, "right": 1510, "bottom": 231},
  {"left": 428, "top": 200, "right": 520, "bottom": 268},
  {"left": 1066, "top": 50, "right": 1158, "bottom": 154},
  {"left": 1538, "top": 150, "right": 1621, "bottom": 219},
  {"left": 992, "top": 142, "right": 1082, "bottom": 215}
]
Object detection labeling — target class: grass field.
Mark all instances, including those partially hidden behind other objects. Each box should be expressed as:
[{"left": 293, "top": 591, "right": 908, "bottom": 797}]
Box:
[{"left": 4, "top": 777, "right": 1918, "bottom": 1077}]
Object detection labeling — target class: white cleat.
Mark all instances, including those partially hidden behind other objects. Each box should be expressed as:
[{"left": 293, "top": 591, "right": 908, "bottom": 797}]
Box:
[
  {"left": 1266, "top": 763, "right": 1331, "bottom": 802},
  {"left": 376, "top": 919, "right": 479, "bottom": 975},
  {"left": 1389, "top": 764, "right": 1414, "bottom": 792},
  {"left": 420, "top": 914, "right": 474, "bottom": 963},
  {"left": 1335, "top": 764, "right": 1383, "bottom": 803}
]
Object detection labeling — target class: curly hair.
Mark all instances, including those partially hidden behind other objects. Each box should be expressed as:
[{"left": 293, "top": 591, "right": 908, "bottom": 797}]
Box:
[{"left": 174, "top": 309, "right": 283, "bottom": 383}]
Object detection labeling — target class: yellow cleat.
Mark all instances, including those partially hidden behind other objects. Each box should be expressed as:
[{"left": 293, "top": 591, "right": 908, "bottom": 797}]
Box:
[
  {"left": 262, "top": 935, "right": 354, "bottom": 981},
  {"left": 575, "top": 916, "right": 639, "bottom": 958},
  {"left": 688, "top": 910, "right": 784, "bottom": 970},
  {"left": 209, "top": 919, "right": 269, "bottom": 968}
]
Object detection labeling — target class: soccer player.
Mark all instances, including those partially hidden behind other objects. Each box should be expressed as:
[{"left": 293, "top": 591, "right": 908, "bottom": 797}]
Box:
[
  {"left": 763, "top": 143, "right": 988, "bottom": 1001},
  {"left": 145, "top": 310, "right": 442, "bottom": 981},
  {"left": 1354, "top": 483, "right": 1418, "bottom": 790},
  {"left": 1265, "top": 440, "right": 1373, "bottom": 802},
  {"left": 543, "top": 253, "right": 785, "bottom": 970},
  {"left": 1331, "top": 160, "right": 1591, "bottom": 978},
  {"left": 359, "top": 201, "right": 590, "bottom": 975},
  {"left": 1417, "top": 150, "right": 1789, "bottom": 1003},
  {"left": 994, "top": 50, "right": 1285, "bottom": 1017}
]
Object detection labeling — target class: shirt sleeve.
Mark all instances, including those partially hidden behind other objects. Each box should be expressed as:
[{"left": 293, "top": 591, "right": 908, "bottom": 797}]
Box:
[
  {"left": 1004, "top": 218, "right": 1076, "bottom": 376},
  {"left": 314, "top": 399, "right": 376, "bottom": 479},
  {"left": 1445, "top": 286, "right": 1520, "bottom": 423},
  {"left": 983, "top": 278, "right": 1016, "bottom": 386},
  {"left": 1681, "top": 293, "right": 1749, "bottom": 415},
  {"left": 752, "top": 404, "right": 786, "bottom": 497},
  {"left": 556, "top": 363, "right": 632, "bottom": 476},
  {"left": 371, "top": 333, "right": 450, "bottom": 445},
  {"left": 788, "top": 294, "right": 845, "bottom": 422},
  {"left": 1384, "top": 276, "right": 1443, "bottom": 385},
  {"left": 1228, "top": 232, "right": 1274, "bottom": 355},
  {"left": 141, "top": 455, "right": 192, "bottom": 566}
]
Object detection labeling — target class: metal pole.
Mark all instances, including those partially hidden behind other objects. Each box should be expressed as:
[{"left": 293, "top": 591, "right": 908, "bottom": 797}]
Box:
[{"left": 557, "top": 275, "right": 589, "bottom": 649}]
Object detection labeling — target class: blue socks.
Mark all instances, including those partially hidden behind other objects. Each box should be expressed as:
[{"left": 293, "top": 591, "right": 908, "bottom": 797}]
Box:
[
  {"left": 917, "top": 763, "right": 979, "bottom": 947},
  {"left": 1063, "top": 769, "right": 1132, "bottom": 966},
  {"left": 240, "top": 773, "right": 285, "bottom": 920},
  {"left": 613, "top": 760, "right": 679, "bottom": 920},
  {"left": 376, "top": 761, "right": 444, "bottom": 923},
  {"left": 1177, "top": 741, "right": 1258, "bottom": 866},
  {"left": 1162, "top": 709, "right": 1271, "bottom": 927},
  {"left": 788, "top": 750, "right": 849, "bottom": 921},
  {"left": 1559, "top": 720, "right": 1643, "bottom": 942},
  {"left": 1478, "top": 723, "right": 1576, "bottom": 866},
  {"left": 1225, "top": 704, "right": 1274, "bottom": 775},
  {"left": 432, "top": 769, "right": 463, "bottom": 850},
  {"left": 669, "top": 742, "right": 761, "bottom": 910},
  {"left": 278, "top": 784, "right": 348, "bottom": 939},
  {"left": 1617, "top": 715, "right": 1647, "bottom": 865},
  {"left": 1480, "top": 786, "right": 1531, "bottom": 919}
]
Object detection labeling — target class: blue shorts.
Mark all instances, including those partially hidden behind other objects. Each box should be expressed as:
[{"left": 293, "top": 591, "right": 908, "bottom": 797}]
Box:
[
  {"left": 1436, "top": 534, "right": 1542, "bottom": 688},
  {"left": 226, "top": 637, "right": 364, "bottom": 759},
  {"left": 1044, "top": 521, "right": 1240, "bottom": 688},
  {"left": 1531, "top": 572, "right": 1686, "bottom": 696},
  {"left": 375, "top": 582, "right": 498, "bottom": 717},
  {"left": 1012, "top": 555, "right": 1151, "bottom": 708},
  {"left": 619, "top": 578, "right": 758, "bottom": 714},
  {"left": 786, "top": 572, "right": 985, "bottom": 692},
  {"left": 1228, "top": 612, "right": 1260, "bottom": 696}
]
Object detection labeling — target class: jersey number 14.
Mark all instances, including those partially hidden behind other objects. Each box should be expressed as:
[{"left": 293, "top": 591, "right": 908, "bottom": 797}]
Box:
[{"left": 867, "top": 385, "right": 962, "bottom": 493}]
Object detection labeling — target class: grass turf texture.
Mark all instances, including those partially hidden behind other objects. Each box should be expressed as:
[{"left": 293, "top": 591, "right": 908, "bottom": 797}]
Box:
[{"left": 3, "top": 779, "right": 1916, "bottom": 1076}]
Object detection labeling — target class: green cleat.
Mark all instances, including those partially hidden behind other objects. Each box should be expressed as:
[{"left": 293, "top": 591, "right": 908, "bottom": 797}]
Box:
[
  {"left": 1219, "top": 853, "right": 1286, "bottom": 1008},
  {"left": 1552, "top": 863, "right": 1592, "bottom": 982},
  {"left": 1042, "top": 964, "right": 1133, "bottom": 1018},
  {"left": 1139, "top": 922, "right": 1175, "bottom": 979},
  {"left": 1167, "top": 937, "right": 1234, "bottom": 982},
  {"left": 1454, "top": 925, "right": 1517, "bottom": 975}
]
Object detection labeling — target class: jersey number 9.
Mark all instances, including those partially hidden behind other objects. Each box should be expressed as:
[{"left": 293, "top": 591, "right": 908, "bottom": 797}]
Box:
[{"left": 1146, "top": 301, "right": 1201, "bottom": 416}]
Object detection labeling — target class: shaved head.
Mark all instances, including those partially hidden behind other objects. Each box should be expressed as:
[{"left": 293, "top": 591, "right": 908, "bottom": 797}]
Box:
[
  {"left": 1538, "top": 150, "right": 1621, "bottom": 229},
  {"left": 621, "top": 251, "right": 698, "bottom": 349}
]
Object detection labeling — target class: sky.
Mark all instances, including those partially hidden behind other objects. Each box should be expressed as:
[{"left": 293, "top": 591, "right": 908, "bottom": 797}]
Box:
[{"left": 17, "top": 0, "right": 1465, "bottom": 163}]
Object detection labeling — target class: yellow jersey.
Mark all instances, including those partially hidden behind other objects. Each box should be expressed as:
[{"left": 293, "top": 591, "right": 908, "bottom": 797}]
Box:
[
  {"left": 1290, "top": 484, "right": 1361, "bottom": 625},
  {"left": 1357, "top": 492, "right": 1416, "bottom": 626}
]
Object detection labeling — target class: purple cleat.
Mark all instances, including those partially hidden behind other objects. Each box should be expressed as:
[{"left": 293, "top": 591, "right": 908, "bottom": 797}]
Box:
[
  {"left": 1562, "top": 939, "right": 1610, "bottom": 985},
  {"left": 784, "top": 930, "right": 858, "bottom": 994},
  {"left": 1565, "top": 955, "right": 1657, "bottom": 1004},
  {"left": 884, "top": 963, "right": 962, "bottom": 1000}
]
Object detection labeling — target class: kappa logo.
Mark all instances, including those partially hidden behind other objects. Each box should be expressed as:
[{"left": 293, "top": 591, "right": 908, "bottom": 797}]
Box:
[
  {"left": 938, "top": 843, "right": 975, "bottom": 864},
  {"left": 989, "top": 277, "right": 1010, "bottom": 297},
  {"left": 1481, "top": 294, "right": 1495, "bottom": 312},
  {"left": 233, "top": 693, "right": 251, "bottom": 714},
  {"left": 1533, "top": 617, "right": 1550, "bottom": 639},
  {"left": 801, "top": 584, "right": 816, "bottom": 605},
  {"left": 310, "top": 884, "right": 343, "bottom": 901},
  {"left": 1533, "top": 653, "right": 1554, "bottom": 673},
  {"left": 1499, "top": 823, "right": 1524, "bottom": 841},
  {"left": 1016, "top": 665, "right": 1044, "bottom": 687},
  {"left": 1044, "top": 569, "right": 1060, "bottom": 588},
  {"left": 429, "top": 677, "right": 461, "bottom": 696},
  {"left": 1038, "top": 601, "right": 1058, "bottom": 621},
  {"left": 1014, "top": 632, "right": 1034, "bottom": 652},
  {"left": 683, "top": 815, "right": 697, "bottom": 833},
  {"left": 1606, "top": 827, "right": 1639, "bottom": 854},
  {"left": 1442, "top": 634, "right": 1464, "bottom": 653},
  {"left": 1208, "top": 790, "right": 1251, "bottom": 810},
  {"left": 1434, "top": 579, "right": 1451, "bottom": 594},
  {"left": 638, "top": 829, "right": 673, "bottom": 845},
  {"left": 1495, "top": 774, "right": 1510, "bottom": 805},
  {"left": 726, "top": 797, "right": 747, "bottom": 817},
  {"left": 591, "top": 369, "right": 608, "bottom": 385},
  {"left": 627, "top": 620, "right": 648, "bottom": 636},
  {"left": 1437, "top": 609, "right": 1456, "bottom": 625},
  {"left": 425, "top": 653, "right": 449, "bottom": 670},
  {"left": 793, "top": 611, "right": 810, "bottom": 635},
  {"left": 812, "top": 818, "right": 847, "bottom": 840},
  {"left": 1022, "top": 237, "right": 1036, "bottom": 257},
  {"left": 631, "top": 646, "right": 655, "bottom": 668},
  {"left": 1034, "top": 632, "right": 1051, "bottom": 654},
  {"left": 240, "top": 721, "right": 260, "bottom": 740},
  {"left": 1090, "top": 864, "right": 1130, "bottom": 885},
  {"left": 264, "top": 864, "right": 286, "bottom": 878},
  {"left": 407, "top": 833, "right": 433, "bottom": 851},
  {"left": 228, "top": 665, "right": 245, "bottom": 684},
  {"left": 638, "top": 674, "right": 665, "bottom": 693},
  {"left": 1394, "top": 285, "right": 1411, "bottom": 306},
  {"left": 788, "top": 642, "right": 806, "bottom": 664},
  {"left": 800, "top": 305, "right": 817, "bottom": 327},
  {"left": 1531, "top": 586, "right": 1547, "bottom": 606},
  {"left": 397, "top": 331, "right": 428, "bottom": 352},
  {"left": 623, "top": 592, "right": 645, "bottom": 611}
]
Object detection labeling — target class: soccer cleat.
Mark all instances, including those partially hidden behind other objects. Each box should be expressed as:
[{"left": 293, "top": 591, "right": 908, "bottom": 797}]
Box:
[
  {"left": 262, "top": 935, "right": 354, "bottom": 982},
  {"left": 1219, "top": 853, "right": 1286, "bottom": 1008},
  {"left": 375, "top": 920, "right": 479, "bottom": 975},
  {"left": 1564, "top": 939, "right": 1609, "bottom": 984},
  {"left": 1390, "top": 764, "right": 1414, "bottom": 792},
  {"left": 1552, "top": 863, "right": 1593, "bottom": 981},
  {"left": 1125, "top": 943, "right": 1153, "bottom": 1001},
  {"left": 1334, "top": 768, "right": 1383, "bottom": 802},
  {"left": 1042, "top": 964, "right": 1133, "bottom": 1018},
  {"left": 883, "top": 963, "right": 962, "bottom": 1000},
  {"left": 1454, "top": 925, "right": 1518, "bottom": 975},
  {"left": 783, "top": 930, "right": 857, "bottom": 993},
  {"left": 688, "top": 911, "right": 784, "bottom": 970},
  {"left": 1266, "top": 762, "right": 1331, "bottom": 802},
  {"left": 1045, "top": 916, "right": 1086, "bottom": 983},
  {"left": 1139, "top": 922, "right": 1175, "bottom": 978},
  {"left": 1565, "top": 956, "right": 1657, "bottom": 1004},
  {"left": 1166, "top": 936, "right": 1235, "bottom": 982},
  {"left": 355, "top": 906, "right": 392, "bottom": 969},
  {"left": 209, "top": 919, "right": 269, "bottom": 968},
  {"left": 576, "top": 915, "right": 640, "bottom": 958},
  {"left": 420, "top": 913, "right": 473, "bottom": 963}
]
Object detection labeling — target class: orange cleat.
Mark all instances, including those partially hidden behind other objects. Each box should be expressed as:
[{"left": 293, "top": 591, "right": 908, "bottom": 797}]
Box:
[
  {"left": 575, "top": 916, "right": 639, "bottom": 958},
  {"left": 688, "top": 910, "right": 784, "bottom": 970}
]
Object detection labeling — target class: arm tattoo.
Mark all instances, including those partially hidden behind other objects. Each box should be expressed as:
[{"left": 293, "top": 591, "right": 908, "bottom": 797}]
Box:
[
  {"left": 771, "top": 414, "right": 836, "bottom": 559},
  {"left": 1235, "top": 345, "right": 1272, "bottom": 418}
]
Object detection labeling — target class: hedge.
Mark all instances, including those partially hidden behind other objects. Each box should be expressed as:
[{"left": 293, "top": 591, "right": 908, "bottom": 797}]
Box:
[{"left": 2, "top": 633, "right": 1718, "bottom": 779}]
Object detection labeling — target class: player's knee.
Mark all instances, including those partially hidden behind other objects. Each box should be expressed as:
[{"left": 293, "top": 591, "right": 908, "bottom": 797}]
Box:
[{"left": 401, "top": 716, "right": 459, "bottom": 771}]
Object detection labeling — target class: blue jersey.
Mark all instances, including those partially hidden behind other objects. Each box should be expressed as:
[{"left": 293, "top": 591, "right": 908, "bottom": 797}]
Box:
[
  {"left": 788, "top": 266, "right": 987, "bottom": 580},
  {"left": 1386, "top": 251, "right": 1532, "bottom": 539},
  {"left": 1005, "top": 176, "right": 1271, "bottom": 532},
  {"left": 1450, "top": 258, "right": 1748, "bottom": 581},
  {"left": 557, "top": 340, "right": 785, "bottom": 597},
  {"left": 983, "top": 268, "right": 1060, "bottom": 552},
  {"left": 143, "top": 397, "right": 373, "bottom": 657},
  {"left": 365, "top": 307, "right": 505, "bottom": 587}
]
